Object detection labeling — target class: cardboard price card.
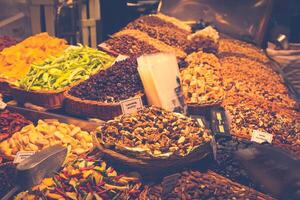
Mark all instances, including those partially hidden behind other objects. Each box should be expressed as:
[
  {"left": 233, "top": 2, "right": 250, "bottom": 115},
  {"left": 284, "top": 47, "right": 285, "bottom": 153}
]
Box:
[
  {"left": 14, "top": 151, "right": 35, "bottom": 164},
  {"left": 120, "top": 96, "right": 143, "bottom": 115},
  {"left": 251, "top": 130, "right": 273, "bottom": 144}
]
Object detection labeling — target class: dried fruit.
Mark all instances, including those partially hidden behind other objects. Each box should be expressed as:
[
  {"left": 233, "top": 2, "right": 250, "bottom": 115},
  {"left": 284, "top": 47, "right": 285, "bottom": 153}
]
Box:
[{"left": 69, "top": 58, "right": 143, "bottom": 103}]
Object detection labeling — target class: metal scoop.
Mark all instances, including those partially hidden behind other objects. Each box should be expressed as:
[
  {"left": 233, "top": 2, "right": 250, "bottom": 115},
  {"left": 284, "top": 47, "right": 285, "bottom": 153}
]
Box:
[
  {"left": 235, "top": 144, "right": 300, "bottom": 199},
  {"left": 1, "top": 145, "right": 67, "bottom": 200}
]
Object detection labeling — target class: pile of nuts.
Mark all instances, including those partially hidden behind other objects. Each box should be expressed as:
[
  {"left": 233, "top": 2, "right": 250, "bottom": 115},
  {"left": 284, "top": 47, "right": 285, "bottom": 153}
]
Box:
[
  {"left": 16, "top": 153, "right": 141, "bottom": 200},
  {"left": 69, "top": 58, "right": 144, "bottom": 103},
  {"left": 181, "top": 52, "right": 224, "bottom": 105},
  {"left": 165, "top": 171, "right": 273, "bottom": 199},
  {"left": 125, "top": 15, "right": 189, "bottom": 49},
  {"left": 104, "top": 35, "right": 160, "bottom": 57},
  {"left": 0, "top": 119, "right": 93, "bottom": 161},
  {"left": 220, "top": 55, "right": 297, "bottom": 110},
  {"left": 97, "top": 107, "right": 212, "bottom": 158},
  {"left": 223, "top": 94, "right": 300, "bottom": 155},
  {"left": 219, "top": 38, "right": 269, "bottom": 63},
  {"left": 140, "top": 171, "right": 273, "bottom": 200},
  {"left": 0, "top": 109, "right": 31, "bottom": 142}
]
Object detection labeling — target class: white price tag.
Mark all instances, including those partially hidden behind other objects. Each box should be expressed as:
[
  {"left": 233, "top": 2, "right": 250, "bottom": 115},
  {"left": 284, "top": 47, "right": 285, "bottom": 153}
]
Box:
[
  {"left": 120, "top": 96, "right": 143, "bottom": 115},
  {"left": 251, "top": 130, "right": 273, "bottom": 144},
  {"left": 13, "top": 151, "right": 35, "bottom": 164}
]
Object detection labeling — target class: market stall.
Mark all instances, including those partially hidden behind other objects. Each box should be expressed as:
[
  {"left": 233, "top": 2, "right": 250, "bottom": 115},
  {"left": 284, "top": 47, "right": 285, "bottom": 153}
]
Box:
[{"left": 0, "top": 1, "right": 299, "bottom": 200}]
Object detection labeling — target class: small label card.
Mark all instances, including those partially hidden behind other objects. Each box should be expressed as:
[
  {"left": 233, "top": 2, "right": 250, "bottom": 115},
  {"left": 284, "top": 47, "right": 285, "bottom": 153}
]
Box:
[
  {"left": 14, "top": 151, "right": 35, "bottom": 164},
  {"left": 251, "top": 130, "right": 273, "bottom": 144},
  {"left": 120, "top": 96, "right": 143, "bottom": 115}
]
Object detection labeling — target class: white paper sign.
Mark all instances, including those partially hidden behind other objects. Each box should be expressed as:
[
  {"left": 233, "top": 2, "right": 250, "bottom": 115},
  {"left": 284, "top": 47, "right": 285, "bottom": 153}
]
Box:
[
  {"left": 120, "top": 96, "right": 143, "bottom": 115},
  {"left": 251, "top": 130, "right": 273, "bottom": 144},
  {"left": 13, "top": 151, "right": 35, "bottom": 164}
]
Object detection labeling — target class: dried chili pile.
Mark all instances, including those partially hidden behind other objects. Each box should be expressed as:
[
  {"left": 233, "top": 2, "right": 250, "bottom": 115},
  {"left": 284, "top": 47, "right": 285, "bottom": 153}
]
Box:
[
  {"left": 15, "top": 153, "right": 142, "bottom": 200},
  {"left": 0, "top": 109, "right": 31, "bottom": 142}
]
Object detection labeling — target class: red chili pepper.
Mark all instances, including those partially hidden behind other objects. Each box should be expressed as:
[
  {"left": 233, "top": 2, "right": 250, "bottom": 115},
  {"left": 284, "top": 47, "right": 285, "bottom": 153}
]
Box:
[
  {"left": 80, "top": 166, "right": 94, "bottom": 171},
  {"left": 55, "top": 187, "right": 68, "bottom": 198},
  {"left": 114, "top": 175, "right": 124, "bottom": 181}
]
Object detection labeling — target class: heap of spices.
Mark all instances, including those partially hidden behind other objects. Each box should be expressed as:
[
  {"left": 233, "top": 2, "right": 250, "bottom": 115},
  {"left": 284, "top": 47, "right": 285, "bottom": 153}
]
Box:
[
  {"left": 0, "top": 109, "right": 31, "bottom": 142},
  {"left": 97, "top": 106, "right": 212, "bottom": 158},
  {"left": 125, "top": 15, "right": 189, "bottom": 49},
  {"left": 223, "top": 93, "right": 300, "bottom": 155},
  {"left": 0, "top": 36, "right": 18, "bottom": 52},
  {"left": 15, "top": 153, "right": 141, "bottom": 200},
  {"left": 18, "top": 45, "right": 115, "bottom": 91},
  {"left": 69, "top": 58, "right": 144, "bottom": 103},
  {"left": 219, "top": 38, "right": 269, "bottom": 63}
]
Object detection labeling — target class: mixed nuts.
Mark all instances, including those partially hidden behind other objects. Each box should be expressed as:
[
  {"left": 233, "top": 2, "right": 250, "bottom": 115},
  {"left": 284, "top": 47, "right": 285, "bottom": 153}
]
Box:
[{"left": 97, "top": 107, "right": 212, "bottom": 158}]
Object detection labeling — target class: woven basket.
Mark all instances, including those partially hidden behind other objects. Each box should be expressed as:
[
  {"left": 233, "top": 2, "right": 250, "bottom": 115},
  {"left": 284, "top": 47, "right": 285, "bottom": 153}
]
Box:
[
  {"left": 93, "top": 134, "right": 212, "bottom": 174},
  {"left": 64, "top": 90, "right": 145, "bottom": 121},
  {"left": 10, "top": 86, "right": 67, "bottom": 109}
]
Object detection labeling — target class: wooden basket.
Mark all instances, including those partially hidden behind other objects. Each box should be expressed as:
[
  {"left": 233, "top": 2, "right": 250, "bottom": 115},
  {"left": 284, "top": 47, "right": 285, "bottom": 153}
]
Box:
[
  {"left": 10, "top": 85, "right": 67, "bottom": 109},
  {"left": 93, "top": 134, "right": 212, "bottom": 174},
  {"left": 64, "top": 90, "right": 145, "bottom": 120}
]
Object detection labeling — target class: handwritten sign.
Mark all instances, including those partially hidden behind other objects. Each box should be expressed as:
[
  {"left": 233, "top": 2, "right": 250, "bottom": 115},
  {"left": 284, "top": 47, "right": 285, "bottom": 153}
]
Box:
[
  {"left": 120, "top": 96, "right": 143, "bottom": 115},
  {"left": 251, "top": 130, "right": 273, "bottom": 144},
  {"left": 14, "top": 151, "right": 35, "bottom": 164}
]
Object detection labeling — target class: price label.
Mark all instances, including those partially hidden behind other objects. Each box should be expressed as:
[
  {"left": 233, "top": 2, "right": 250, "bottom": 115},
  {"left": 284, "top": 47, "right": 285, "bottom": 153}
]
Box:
[
  {"left": 14, "top": 151, "right": 35, "bottom": 164},
  {"left": 120, "top": 96, "right": 143, "bottom": 115},
  {"left": 251, "top": 130, "right": 273, "bottom": 144}
]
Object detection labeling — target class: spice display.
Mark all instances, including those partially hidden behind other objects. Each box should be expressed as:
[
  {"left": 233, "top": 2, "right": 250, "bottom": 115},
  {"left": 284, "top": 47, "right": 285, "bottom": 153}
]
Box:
[
  {"left": 140, "top": 171, "right": 273, "bottom": 200},
  {"left": 97, "top": 107, "right": 212, "bottom": 158},
  {"left": 0, "top": 109, "right": 31, "bottom": 142},
  {"left": 104, "top": 29, "right": 187, "bottom": 58},
  {"left": 220, "top": 55, "right": 297, "bottom": 110},
  {"left": 181, "top": 52, "right": 224, "bottom": 105},
  {"left": 125, "top": 15, "right": 189, "bottom": 49},
  {"left": 223, "top": 94, "right": 300, "bottom": 155},
  {"left": 0, "top": 163, "right": 17, "bottom": 198},
  {"left": 17, "top": 45, "right": 115, "bottom": 91},
  {"left": 0, "top": 33, "right": 68, "bottom": 81},
  {"left": 184, "top": 51, "right": 221, "bottom": 67},
  {"left": 15, "top": 153, "right": 141, "bottom": 200},
  {"left": 219, "top": 38, "right": 269, "bottom": 63},
  {"left": 0, "top": 119, "right": 93, "bottom": 161},
  {"left": 0, "top": 36, "right": 18, "bottom": 52},
  {"left": 185, "top": 26, "right": 219, "bottom": 54},
  {"left": 69, "top": 58, "right": 143, "bottom": 103}
]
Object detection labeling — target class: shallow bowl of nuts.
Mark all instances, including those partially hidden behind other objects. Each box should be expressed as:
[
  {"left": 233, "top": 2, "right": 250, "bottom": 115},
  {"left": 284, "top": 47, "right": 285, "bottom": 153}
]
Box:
[{"left": 94, "top": 106, "right": 212, "bottom": 173}]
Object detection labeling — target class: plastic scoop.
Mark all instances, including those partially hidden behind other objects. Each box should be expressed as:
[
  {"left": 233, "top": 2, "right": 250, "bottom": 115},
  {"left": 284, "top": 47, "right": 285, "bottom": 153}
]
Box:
[
  {"left": 235, "top": 144, "right": 300, "bottom": 199},
  {"left": 1, "top": 145, "right": 67, "bottom": 200}
]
